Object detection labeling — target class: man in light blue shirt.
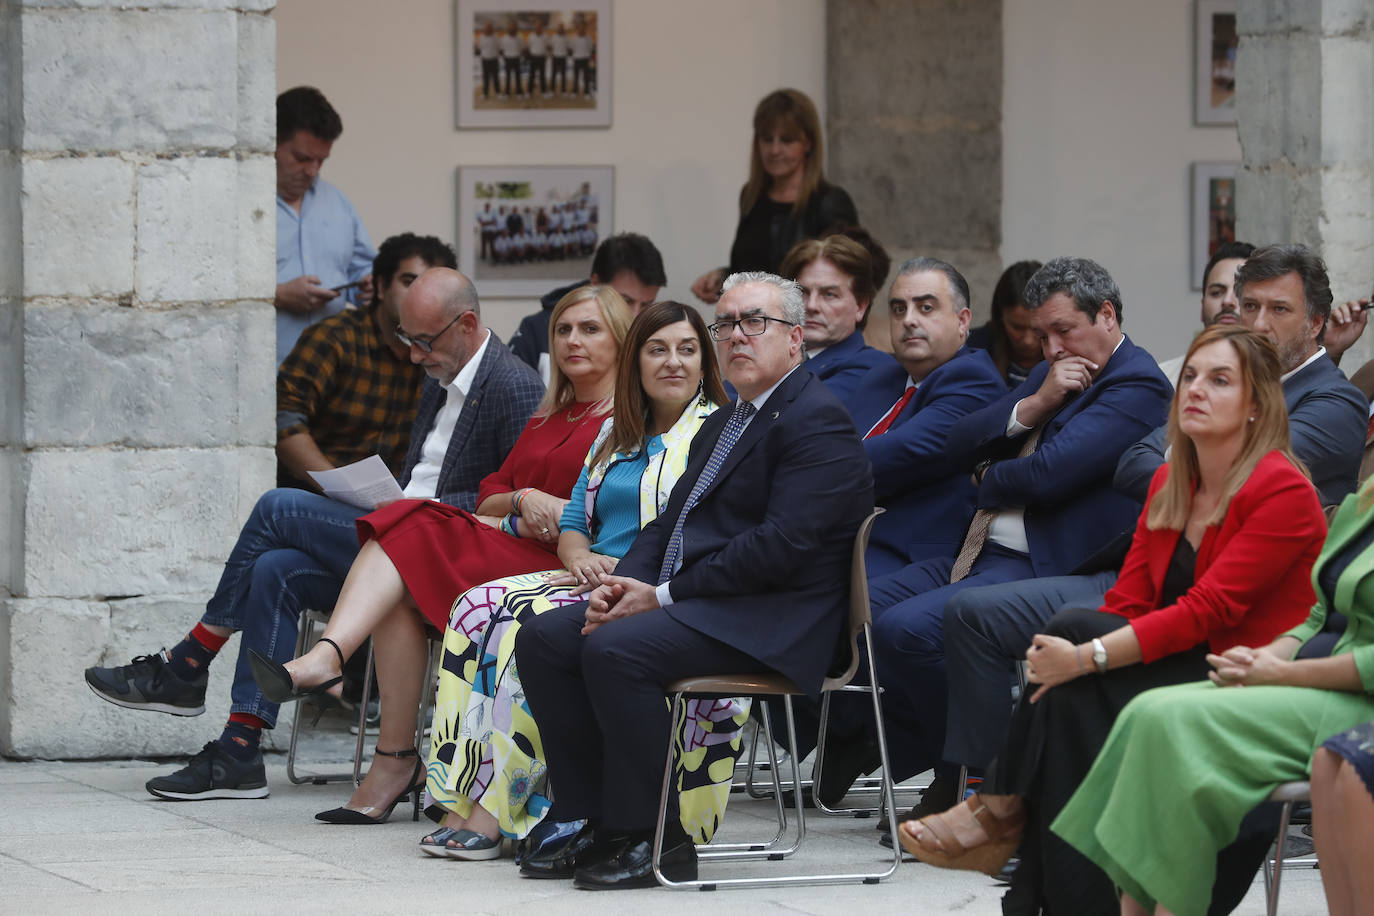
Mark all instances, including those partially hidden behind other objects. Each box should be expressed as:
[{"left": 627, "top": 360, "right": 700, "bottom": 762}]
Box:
[{"left": 274, "top": 86, "right": 375, "bottom": 366}]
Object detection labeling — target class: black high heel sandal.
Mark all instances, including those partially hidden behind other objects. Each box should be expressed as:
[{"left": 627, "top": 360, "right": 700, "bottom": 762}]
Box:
[
  {"left": 248, "top": 637, "right": 345, "bottom": 708},
  {"left": 315, "top": 747, "right": 424, "bottom": 824}
]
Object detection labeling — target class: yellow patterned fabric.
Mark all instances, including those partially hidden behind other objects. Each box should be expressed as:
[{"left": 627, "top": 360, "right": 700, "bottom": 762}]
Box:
[{"left": 425, "top": 572, "right": 750, "bottom": 841}]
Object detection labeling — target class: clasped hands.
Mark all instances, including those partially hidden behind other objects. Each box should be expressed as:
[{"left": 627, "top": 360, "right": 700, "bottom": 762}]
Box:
[
  {"left": 580, "top": 575, "right": 659, "bottom": 636},
  {"left": 544, "top": 552, "right": 618, "bottom": 596},
  {"left": 1206, "top": 644, "right": 1287, "bottom": 687}
]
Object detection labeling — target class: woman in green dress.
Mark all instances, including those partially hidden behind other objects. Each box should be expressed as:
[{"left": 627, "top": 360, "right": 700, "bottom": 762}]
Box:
[
  {"left": 415, "top": 301, "right": 741, "bottom": 860},
  {"left": 1052, "top": 478, "right": 1374, "bottom": 916}
]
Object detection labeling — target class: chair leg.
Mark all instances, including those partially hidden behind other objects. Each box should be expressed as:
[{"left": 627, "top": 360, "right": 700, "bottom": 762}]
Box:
[
  {"left": 656, "top": 686, "right": 900, "bottom": 889},
  {"left": 1265, "top": 799, "right": 1294, "bottom": 916},
  {"left": 286, "top": 610, "right": 356, "bottom": 786},
  {"left": 351, "top": 642, "right": 375, "bottom": 786}
]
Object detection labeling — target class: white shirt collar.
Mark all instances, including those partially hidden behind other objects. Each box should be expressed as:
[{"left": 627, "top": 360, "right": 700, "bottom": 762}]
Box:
[{"left": 447, "top": 328, "right": 491, "bottom": 398}]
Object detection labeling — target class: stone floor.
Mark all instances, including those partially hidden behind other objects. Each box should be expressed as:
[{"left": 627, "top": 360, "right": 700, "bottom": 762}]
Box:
[{"left": 0, "top": 714, "right": 1331, "bottom": 915}]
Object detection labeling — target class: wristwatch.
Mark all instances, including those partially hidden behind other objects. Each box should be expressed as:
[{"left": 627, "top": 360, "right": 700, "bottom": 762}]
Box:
[{"left": 1091, "top": 637, "right": 1108, "bottom": 674}]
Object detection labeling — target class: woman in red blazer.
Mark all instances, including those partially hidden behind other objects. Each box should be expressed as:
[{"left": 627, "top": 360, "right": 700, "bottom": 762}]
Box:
[{"left": 900, "top": 325, "right": 1327, "bottom": 915}]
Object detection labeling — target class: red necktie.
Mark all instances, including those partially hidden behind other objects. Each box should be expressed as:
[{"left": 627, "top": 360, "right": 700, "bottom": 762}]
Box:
[{"left": 864, "top": 386, "right": 916, "bottom": 439}]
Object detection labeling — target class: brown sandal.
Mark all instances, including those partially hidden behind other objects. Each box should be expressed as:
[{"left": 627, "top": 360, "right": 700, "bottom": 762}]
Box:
[{"left": 898, "top": 793, "right": 1024, "bottom": 876}]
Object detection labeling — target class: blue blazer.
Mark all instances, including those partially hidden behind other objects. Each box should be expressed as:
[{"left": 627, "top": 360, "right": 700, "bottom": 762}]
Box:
[
  {"left": 805, "top": 330, "right": 890, "bottom": 414},
  {"left": 855, "top": 349, "right": 1007, "bottom": 576},
  {"left": 1115, "top": 350, "right": 1367, "bottom": 507},
  {"left": 615, "top": 368, "right": 874, "bottom": 695},
  {"left": 945, "top": 335, "right": 1172, "bottom": 577},
  {"left": 398, "top": 335, "right": 545, "bottom": 511}
]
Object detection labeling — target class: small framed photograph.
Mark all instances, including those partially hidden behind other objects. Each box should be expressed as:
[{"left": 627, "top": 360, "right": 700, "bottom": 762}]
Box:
[
  {"left": 1191, "top": 162, "right": 1237, "bottom": 289},
  {"left": 458, "top": 165, "right": 613, "bottom": 297},
  {"left": 1195, "top": 0, "right": 1238, "bottom": 125},
  {"left": 455, "top": 0, "right": 611, "bottom": 129}
]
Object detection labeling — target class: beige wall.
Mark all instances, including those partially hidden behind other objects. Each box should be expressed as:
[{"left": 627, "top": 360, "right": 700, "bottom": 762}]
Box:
[
  {"left": 1002, "top": 0, "right": 1242, "bottom": 361},
  {"left": 276, "top": 0, "right": 826, "bottom": 339},
  {"left": 280, "top": 0, "right": 1241, "bottom": 361}
]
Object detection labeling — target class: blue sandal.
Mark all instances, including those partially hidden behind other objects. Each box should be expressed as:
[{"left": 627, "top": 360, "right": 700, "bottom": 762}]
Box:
[
  {"left": 419, "top": 826, "right": 462, "bottom": 859},
  {"left": 443, "top": 829, "right": 502, "bottom": 861}
]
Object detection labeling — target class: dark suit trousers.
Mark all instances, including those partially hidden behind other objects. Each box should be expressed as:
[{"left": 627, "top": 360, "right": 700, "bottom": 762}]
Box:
[
  {"left": 516, "top": 600, "right": 768, "bottom": 833},
  {"left": 941, "top": 571, "right": 1118, "bottom": 770},
  {"left": 865, "top": 545, "right": 1035, "bottom": 781}
]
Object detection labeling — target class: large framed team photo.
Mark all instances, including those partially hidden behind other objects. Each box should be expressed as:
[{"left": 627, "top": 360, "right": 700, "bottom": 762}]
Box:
[
  {"left": 457, "top": 164, "right": 614, "bottom": 297},
  {"left": 455, "top": 0, "right": 612, "bottom": 129}
]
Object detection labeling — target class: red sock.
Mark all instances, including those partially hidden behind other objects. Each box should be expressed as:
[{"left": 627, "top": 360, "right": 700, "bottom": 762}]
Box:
[
  {"left": 228, "top": 712, "right": 267, "bottom": 729},
  {"left": 191, "top": 622, "right": 230, "bottom": 653}
]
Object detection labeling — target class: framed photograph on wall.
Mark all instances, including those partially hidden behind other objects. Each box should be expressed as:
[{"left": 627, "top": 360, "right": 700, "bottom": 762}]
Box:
[
  {"left": 1191, "top": 162, "right": 1237, "bottom": 290},
  {"left": 458, "top": 165, "right": 613, "bottom": 297},
  {"left": 455, "top": 0, "right": 611, "bottom": 129},
  {"left": 1195, "top": 0, "right": 1238, "bottom": 125}
]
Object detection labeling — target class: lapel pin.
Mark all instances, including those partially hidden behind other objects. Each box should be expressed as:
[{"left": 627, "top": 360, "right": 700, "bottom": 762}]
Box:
[{"left": 771, "top": 410, "right": 779, "bottom": 420}]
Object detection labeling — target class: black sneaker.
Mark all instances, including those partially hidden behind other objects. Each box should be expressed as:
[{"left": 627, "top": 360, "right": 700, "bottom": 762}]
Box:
[
  {"left": 145, "top": 742, "right": 269, "bottom": 800},
  {"left": 85, "top": 651, "right": 208, "bottom": 716}
]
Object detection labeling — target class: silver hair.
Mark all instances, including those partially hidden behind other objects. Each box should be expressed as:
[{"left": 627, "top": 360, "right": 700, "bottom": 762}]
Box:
[{"left": 720, "top": 270, "right": 805, "bottom": 326}]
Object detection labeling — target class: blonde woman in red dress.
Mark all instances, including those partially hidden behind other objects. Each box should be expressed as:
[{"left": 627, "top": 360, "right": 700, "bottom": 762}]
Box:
[{"left": 250, "top": 285, "right": 631, "bottom": 824}]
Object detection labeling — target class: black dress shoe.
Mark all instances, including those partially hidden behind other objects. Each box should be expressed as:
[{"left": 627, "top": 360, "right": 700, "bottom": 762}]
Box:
[
  {"left": 572, "top": 831, "right": 698, "bottom": 890},
  {"left": 815, "top": 733, "right": 881, "bottom": 808},
  {"left": 520, "top": 823, "right": 620, "bottom": 879}
]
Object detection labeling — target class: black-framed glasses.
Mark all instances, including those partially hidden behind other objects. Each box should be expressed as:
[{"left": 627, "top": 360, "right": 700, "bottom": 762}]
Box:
[
  {"left": 707, "top": 315, "right": 796, "bottom": 341},
  {"left": 395, "top": 310, "right": 470, "bottom": 353}
]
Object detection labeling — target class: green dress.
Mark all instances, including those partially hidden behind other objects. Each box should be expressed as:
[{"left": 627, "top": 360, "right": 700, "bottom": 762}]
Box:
[{"left": 1052, "top": 492, "right": 1374, "bottom": 916}]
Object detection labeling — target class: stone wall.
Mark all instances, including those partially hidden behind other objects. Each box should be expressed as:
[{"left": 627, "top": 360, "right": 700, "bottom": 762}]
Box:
[
  {"left": 2, "top": 0, "right": 277, "bottom": 757},
  {"left": 825, "top": 0, "right": 1003, "bottom": 347},
  {"left": 1236, "top": 0, "right": 1374, "bottom": 369}
]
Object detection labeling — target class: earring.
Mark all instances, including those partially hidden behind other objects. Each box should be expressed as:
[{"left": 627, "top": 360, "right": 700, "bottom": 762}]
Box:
[{"left": 1248, "top": 416, "right": 1256, "bottom": 422}]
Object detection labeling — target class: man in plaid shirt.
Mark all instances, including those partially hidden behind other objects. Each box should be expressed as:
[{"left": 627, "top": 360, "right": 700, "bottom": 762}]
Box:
[
  {"left": 84, "top": 265, "right": 545, "bottom": 802},
  {"left": 276, "top": 232, "right": 456, "bottom": 489}
]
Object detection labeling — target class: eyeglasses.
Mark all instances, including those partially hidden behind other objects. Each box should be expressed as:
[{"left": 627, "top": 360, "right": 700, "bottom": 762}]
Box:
[
  {"left": 707, "top": 315, "right": 796, "bottom": 342},
  {"left": 395, "top": 310, "right": 470, "bottom": 353}
]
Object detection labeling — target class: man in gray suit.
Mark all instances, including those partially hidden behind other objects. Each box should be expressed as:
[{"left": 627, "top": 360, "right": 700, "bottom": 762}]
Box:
[{"left": 84, "top": 268, "right": 543, "bottom": 802}]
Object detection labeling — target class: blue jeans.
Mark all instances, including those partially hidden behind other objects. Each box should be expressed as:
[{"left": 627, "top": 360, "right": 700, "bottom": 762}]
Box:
[{"left": 198, "top": 488, "right": 365, "bottom": 728}]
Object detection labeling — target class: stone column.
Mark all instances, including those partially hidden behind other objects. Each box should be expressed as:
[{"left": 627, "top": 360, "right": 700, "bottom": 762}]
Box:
[
  {"left": 825, "top": 0, "right": 1003, "bottom": 347},
  {"left": 1236, "top": 0, "right": 1374, "bottom": 368},
  {"left": 1, "top": 0, "right": 277, "bottom": 757}
]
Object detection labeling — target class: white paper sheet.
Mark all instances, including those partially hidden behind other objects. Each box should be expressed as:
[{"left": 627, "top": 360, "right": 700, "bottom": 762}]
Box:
[{"left": 307, "top": 455, "right": 404, "bottom": 511}]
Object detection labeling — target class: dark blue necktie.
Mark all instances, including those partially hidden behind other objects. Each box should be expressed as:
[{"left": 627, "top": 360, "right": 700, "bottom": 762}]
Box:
[{"left": 657, "top": 399, "right": 757, "bottom": 584}]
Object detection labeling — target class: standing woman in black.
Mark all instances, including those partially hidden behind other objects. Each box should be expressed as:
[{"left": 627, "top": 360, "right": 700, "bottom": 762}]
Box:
[{"left": 691, "top": 89, "right": 858, "bottom": 304}]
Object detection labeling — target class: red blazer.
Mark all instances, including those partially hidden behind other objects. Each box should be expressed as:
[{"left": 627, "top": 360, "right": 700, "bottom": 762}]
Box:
[{"left": 1103, "top": 450, "right": 1326, "bottom": 663}]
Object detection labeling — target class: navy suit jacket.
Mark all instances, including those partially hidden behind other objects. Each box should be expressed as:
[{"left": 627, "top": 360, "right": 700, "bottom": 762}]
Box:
[
  {"left": 398, "top": 334, "right": 545, "bottom": 511},
  {"left": 805, "top": 330, "right": 890, "bottom": 414},
  {"left": 854, "top": 348, "right": 1007, "bottom": 576},
  {"left": 614, "top": 367, "right": 874, "bottom": 695},
  {"left": 945, "top": 335, "right": 1172, "bottom": 577},
  {"left": 1115, "top": 350, "right": 1367, "bottom": 507}
]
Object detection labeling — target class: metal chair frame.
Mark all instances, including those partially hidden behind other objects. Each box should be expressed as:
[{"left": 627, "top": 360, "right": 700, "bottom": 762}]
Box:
[
  {"left": 651, "top": 508, "right": 902, "bottom": 889},
  {"left": 284, "top": 610, "right": 442, "bottom": 787},
  {"left": 1262, "top": 780, "right": 1316, "bottom": 916}
]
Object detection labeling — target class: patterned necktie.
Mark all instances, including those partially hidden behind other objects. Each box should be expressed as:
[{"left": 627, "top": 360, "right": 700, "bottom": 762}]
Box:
[
  {"left": 949, "top": 423, "right": 1043, "bottom": 582},
  {"left": 657, "top": 399, "right": 757, "bottom": 584},
  {"left": 864, "top": 386, "right": 917, "bottom": 439}
]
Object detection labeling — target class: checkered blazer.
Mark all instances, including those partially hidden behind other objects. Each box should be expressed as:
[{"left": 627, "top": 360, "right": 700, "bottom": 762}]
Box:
[{"left": 398, "top": 334, "right": 545, "bottom": 511}]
